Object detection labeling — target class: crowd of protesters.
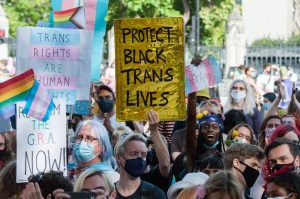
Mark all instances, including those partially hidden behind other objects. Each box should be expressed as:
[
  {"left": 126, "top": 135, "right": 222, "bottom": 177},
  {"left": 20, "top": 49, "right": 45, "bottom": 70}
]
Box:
[{"left": 1, "top": 62, "right": 300, "bottom": 199}]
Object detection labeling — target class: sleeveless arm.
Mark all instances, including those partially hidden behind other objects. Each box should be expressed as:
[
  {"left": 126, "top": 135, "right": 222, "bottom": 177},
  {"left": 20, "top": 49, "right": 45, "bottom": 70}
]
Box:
[{"left": 185, "top": 92, "right": 197, "bottom": 172}]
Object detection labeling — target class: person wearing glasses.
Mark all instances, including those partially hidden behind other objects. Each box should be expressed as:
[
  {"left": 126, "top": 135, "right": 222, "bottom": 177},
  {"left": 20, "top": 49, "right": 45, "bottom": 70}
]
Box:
[
  {"left": 70, "top": 120, "right": 119, "bottom": 182},
  {"left": 224, "top": 79, "right": 262, "bottom": 137}
]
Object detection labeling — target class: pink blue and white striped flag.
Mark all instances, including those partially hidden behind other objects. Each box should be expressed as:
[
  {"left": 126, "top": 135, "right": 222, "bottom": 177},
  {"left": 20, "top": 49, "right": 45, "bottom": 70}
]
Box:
[{"left": 22, "top": 80, "right": 55, "bottom": 122}]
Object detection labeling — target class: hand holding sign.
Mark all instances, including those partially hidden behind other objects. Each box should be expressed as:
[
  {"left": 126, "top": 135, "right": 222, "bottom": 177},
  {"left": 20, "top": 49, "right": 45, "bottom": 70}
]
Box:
[{"left": 185, "top": 56, "right": 222, "bottom": 94}]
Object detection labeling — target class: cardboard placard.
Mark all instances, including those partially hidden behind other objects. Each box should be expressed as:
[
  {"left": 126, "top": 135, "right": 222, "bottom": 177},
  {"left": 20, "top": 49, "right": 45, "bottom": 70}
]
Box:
[{"left": 114, "top": 17, "right": 186, "bottom": 121}]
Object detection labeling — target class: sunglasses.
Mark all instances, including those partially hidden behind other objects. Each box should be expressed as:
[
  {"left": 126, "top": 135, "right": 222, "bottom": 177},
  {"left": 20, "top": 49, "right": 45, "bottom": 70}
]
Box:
[{"left": 199, "top": 100, "right": 220, "bottom": 108}]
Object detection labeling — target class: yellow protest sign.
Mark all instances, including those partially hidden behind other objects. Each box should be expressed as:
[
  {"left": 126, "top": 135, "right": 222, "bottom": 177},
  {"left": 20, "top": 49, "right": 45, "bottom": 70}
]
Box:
[{"left": 114, "top": 17, "right": 185, "bottom": 121}]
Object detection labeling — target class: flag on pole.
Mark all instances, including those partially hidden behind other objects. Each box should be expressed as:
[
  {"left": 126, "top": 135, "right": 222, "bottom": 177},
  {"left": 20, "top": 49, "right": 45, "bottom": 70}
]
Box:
[
  {"left": 0, "top": 69, "right": 34, "bottom": 118},
  {"left": 22, "top": 80, "right": 55, "bottom": 122}
]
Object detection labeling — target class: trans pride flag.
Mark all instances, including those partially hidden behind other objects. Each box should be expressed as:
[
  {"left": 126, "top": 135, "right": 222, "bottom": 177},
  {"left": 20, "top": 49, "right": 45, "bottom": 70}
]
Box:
[
  {"left": 0, "top": 69, "right": 54, "bottom": 121},
  {"left": 23, "top": 80, "right": 55, "bottom": 122},
  {"left": 185, "top": 56, "right": 222, "bottom": 94}
]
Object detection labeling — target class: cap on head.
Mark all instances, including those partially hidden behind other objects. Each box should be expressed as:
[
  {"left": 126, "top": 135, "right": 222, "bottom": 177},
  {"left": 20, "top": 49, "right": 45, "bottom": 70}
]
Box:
[
  {"left": 263, "top": 92, "right": 276, "bottom": 103},
  {"left": 96, "top": 85, "right": 115, "bottom": 99}
]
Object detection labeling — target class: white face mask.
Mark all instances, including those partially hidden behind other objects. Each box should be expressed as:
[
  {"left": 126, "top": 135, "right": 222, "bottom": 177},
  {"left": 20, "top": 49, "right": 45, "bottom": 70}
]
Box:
[
  {"left": 267, "top": 197, "right": 285, "bottom": 199},
  {"left": 267, "top": 193, "right": 293, "bottom": 199},
  {"left": 237, "top": 138, "right": 248, "bottom": 143},
  {"left": 230, "top": 90, "right": 246, "bottom": 102}
]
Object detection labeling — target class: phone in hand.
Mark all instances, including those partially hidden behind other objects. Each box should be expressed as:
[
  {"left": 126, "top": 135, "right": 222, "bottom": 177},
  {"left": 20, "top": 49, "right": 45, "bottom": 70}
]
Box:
[{"left": 66, "top": 192, "right": 95, "bottom": 199}]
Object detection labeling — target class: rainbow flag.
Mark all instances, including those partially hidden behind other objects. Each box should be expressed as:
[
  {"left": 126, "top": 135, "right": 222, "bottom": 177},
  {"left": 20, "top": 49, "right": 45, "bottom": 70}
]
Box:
[
  {"left": 0, "top": 69, "right": 34, "bottom": 118},
  {"left": 23, "top": 80, "right": 55, "bottom": 122},
  {"left": 54, "top": 7, "right": 81, "bottom": 29}
]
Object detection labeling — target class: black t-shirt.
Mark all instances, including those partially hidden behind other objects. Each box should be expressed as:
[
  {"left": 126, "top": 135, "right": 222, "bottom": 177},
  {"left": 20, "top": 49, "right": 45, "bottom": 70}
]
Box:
[
  {"left": 116, "top": 180, "right": 166, "bottom": 199},
  {"left": 141, "top": 165, "right": 171, "bottom": 194}
]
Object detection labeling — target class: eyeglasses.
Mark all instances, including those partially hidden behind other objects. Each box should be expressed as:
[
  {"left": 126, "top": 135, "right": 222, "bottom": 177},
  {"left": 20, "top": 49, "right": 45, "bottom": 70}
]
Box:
[
  {"left": 199, "top": 100, "right": 220, "bottom": 108},
  {"left": 75, "top": 135, "right": 98, "bottom": 143},
  {"left": 231, "top": 86, "right": 246, "bottom": 91}
]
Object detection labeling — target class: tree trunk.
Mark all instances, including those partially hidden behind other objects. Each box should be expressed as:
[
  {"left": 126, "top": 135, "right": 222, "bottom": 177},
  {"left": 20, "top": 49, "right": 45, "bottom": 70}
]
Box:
[{"left": 181, "top": 0, "right": 190, "bottom": 27}]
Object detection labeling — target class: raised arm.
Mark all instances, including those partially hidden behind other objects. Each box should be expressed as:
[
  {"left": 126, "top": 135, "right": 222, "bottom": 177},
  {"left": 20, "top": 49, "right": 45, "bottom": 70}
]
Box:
[
  {"left": 186, "top": 92, "right": 197, "bottom": 172},
  {"left": 288, "top": 83, "right": 300, "bottom": 115},
  {"left": 146, "top": 110, "right": 171, "bottom": 178},
  {"left": 264, "top": 82, "right": 282, "bottom": 119}
]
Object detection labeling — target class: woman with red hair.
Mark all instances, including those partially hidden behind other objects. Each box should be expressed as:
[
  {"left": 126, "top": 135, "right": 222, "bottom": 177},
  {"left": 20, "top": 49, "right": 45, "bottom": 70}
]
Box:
[{"left": 268, "top": 124, "right": 300, "bottom": 145}]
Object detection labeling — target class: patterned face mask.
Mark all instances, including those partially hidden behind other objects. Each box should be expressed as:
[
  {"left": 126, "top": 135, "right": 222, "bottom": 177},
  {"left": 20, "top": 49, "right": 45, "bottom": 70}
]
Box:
[{"left": 265, "top": 127, "right": 275, "bottom": 138}]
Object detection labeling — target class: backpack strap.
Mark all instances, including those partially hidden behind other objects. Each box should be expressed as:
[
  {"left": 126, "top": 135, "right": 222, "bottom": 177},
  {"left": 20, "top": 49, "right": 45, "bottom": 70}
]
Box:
[{"left": 140, "top": 181, "right": 155, "bottom": 198}]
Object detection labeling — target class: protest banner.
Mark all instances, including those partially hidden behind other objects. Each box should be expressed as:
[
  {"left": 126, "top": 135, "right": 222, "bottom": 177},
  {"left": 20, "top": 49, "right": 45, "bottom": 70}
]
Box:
[
  {"left": 114, "top": 17, "right": 186, "bottom": 121},
  {"left": 66, "top": 100, "right": 90, "bottom": 115},
  {"left": 16, "top": 27, "right": 93, "bottom": 105},
  {"left": 185, "top": 56, "right": 222, "bottom": 94},
  {"left": 16, "top": 99, "right": 66, "bottom": 183},
  {"left": 37, "top": 20, "right": 50, "bottom": 27},
  {"left": 50, "top": 0, "right": 109, "bottom": 81}
]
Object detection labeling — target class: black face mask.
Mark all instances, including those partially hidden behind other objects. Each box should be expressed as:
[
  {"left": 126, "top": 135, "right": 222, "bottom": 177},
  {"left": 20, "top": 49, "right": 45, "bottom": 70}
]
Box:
[
  {"left": 272, "top": 159, "right": 295, "bottom": 173},
  {"left": 0, "top": 149, "right": 5, "bottom": 159},
  {"left": 97, "top": 99, "right": 114, "bottom": 113},
  {"left": 68, "top": 120, "right": 78, "bottom": 132},
  {"left": 237, "top": 161, "right": 259, "bottom": 188}
]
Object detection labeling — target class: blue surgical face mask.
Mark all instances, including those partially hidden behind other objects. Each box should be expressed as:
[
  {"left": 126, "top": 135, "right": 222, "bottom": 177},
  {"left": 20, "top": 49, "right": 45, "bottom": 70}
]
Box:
[
  {"left": 263, "top": 103, "right": 270, "bottom": 110},
  {"left": 231, "top": 90, "right": 246, "bottom": 102},
  {"left": 203, "top": 140, "right": 220, "bottom": 150},
  {"left": 74, "top": 141, "right": 97, "bottom": 162},
  {"left": 97, "top": 98, "right": 114, "bottom": 113},
  {"left": 121, "top": 157, "right": 147, "bottom": 177}
]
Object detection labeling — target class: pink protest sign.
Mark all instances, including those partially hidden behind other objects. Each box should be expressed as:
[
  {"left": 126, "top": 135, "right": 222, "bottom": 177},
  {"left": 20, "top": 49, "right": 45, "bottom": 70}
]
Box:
[
  {"left": 185, "top": 56, "right": 222, "bottom": 94},
  {"left": 17, "top": 27, "right": 93, "bottom": 105}
]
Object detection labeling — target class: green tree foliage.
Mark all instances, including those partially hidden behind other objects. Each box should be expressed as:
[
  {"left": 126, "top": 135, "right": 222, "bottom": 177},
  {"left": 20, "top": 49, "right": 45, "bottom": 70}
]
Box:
[
  {"left": 200, "top": 0, "right": 234, "bottom": 46},
  {"left": 2, "top": 0, "right": 51, "bottom": 38},
  {"left": 251, "top": 35, "right": 300, "bottom": 47},
  {"left": 106, "top": 0, "right": 181, "bottom": 31},
  {"left": 2, "top": 0, "right": 234, "bottom": 47}
]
